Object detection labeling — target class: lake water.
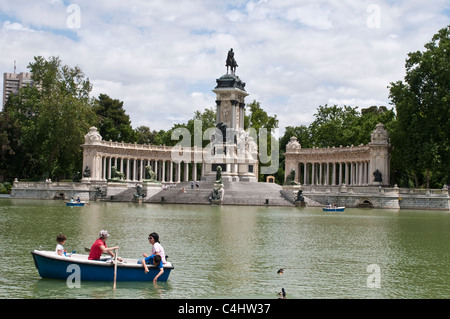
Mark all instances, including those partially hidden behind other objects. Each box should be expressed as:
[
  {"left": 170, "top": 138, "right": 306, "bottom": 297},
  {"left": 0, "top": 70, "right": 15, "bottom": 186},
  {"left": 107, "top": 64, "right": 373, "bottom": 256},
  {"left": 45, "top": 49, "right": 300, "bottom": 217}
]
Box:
[{"left": 0, "top": 199, "right": 448, "bottom": 299}]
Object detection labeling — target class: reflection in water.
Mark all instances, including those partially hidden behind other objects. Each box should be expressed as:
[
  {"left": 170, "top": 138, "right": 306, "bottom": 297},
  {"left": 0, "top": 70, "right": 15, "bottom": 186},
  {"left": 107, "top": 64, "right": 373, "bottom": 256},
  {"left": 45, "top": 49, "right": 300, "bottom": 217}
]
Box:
[{"left": 0, "top": 199, "right": 448, "bottom": 299}]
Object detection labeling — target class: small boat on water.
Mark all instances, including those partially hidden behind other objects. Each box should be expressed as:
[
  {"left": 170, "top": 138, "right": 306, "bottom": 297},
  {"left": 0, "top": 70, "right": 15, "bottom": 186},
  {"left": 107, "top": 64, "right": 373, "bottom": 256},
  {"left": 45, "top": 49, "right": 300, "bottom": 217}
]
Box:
[
  {"left": 322, "top": 206, "right": 345, "bottom": 212},
  {"left": 65, "top": 202, "right": 85, "bottom": 206},
  {"left": 31, "top": 250, "right": 174, "bottom": 282}
]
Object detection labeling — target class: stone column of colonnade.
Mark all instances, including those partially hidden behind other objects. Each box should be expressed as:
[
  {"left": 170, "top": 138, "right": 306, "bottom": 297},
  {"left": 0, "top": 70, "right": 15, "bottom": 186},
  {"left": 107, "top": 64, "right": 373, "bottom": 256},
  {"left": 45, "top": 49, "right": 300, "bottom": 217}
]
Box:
[
  {"left": 295, "top": 161, "right": 371, "bottom": 186},
  {"left": 99, "top": 156, "right": 201, "bottom": 183}
]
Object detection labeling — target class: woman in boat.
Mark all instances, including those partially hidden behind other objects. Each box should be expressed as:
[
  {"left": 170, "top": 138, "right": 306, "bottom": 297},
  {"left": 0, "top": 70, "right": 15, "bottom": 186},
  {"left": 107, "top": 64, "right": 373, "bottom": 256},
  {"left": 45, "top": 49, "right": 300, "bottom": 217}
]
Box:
[
  {"left": 88, "top": 230, "right": 122, "bottom": 261},
  {"left": 139, "top": 232, "right": 166, "bottom": 267}
]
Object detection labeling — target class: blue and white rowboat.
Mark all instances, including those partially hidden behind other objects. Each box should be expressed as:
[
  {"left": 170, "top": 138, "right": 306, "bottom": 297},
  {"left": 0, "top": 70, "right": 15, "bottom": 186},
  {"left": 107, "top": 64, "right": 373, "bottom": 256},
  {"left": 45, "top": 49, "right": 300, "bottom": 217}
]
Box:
[
  {"left": 65, "top": 202, "right": 85, "bottom": 206},
  {"left": 322, "top": 206, "right": 345, "bottom": 212},
  {"left": 31, "top": 250, "right": 174, "bottom": 282}
]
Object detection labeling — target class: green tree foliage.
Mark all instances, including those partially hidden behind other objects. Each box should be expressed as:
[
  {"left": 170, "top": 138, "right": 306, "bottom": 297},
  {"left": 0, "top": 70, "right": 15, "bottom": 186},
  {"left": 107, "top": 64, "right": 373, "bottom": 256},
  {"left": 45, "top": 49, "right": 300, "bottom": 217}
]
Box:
[
  {"left": 389, "top": 25, "right": 450, "bottom": 188},
  {"left": 308, "top": 104, "right": 360, "bottom": 147},
  {"left": 282, "top": 104, "right": 394, "bottom": 148},
  {"left": 161, "top": 107, "right": 217, "bottom": 147},
  {"left": 245, "top": 100, "right": 279, "bottom": 181},
  {"left": 3, "top": 56, "right": 97, "bottom": 181},
  {"left": 93, "top": 94, "right": 137, "bottom": 143}
]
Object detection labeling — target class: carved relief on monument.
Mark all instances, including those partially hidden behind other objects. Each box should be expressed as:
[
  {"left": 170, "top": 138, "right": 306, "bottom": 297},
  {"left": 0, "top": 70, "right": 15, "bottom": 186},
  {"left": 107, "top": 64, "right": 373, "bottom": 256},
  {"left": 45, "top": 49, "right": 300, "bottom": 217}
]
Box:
[
  {"left": 370, "top": 123, "right": 390, "bottom": 145},
  {"left": 221, "top": 104, "right": 231, "bottom": 123},
  {"left": 84, "top": 127, "right": 103, "bottom": 144}
]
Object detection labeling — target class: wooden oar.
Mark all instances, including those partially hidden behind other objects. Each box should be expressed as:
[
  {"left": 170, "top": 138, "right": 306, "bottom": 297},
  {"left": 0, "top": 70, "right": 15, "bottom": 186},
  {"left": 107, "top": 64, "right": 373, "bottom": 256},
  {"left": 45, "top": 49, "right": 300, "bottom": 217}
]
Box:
[{"left": 113, "top": 248, "right": 118, "bottom": 290}]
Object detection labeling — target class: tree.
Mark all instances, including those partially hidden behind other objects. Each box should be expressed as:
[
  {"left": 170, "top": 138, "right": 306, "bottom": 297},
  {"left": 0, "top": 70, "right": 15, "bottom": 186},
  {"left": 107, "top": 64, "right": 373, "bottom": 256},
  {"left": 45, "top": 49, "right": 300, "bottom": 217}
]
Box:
[
  {"left": 4, "top": 56, "right": 97, "bottom": 181},
  {"left": 308, "top": 104, "right": 360, "bottom": 147},
  {"left": 135, "top": 126, "right": 157, "bottom": 145},
  {"left": 245, "top": 100, "right": 279, "bottom": 181},
  {"left": 93, "top": 93, "right": 136, "bottom": 143},
  {"left": 389, "top": 25, "right": 450, "bottom": 188}
]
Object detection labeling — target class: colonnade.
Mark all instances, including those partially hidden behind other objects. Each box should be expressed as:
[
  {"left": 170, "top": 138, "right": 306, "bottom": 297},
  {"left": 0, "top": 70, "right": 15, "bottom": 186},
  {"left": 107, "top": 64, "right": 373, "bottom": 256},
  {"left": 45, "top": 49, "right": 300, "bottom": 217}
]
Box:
[
  {"left": 284, "top": 123, "right": 391, "bottom": 187},
  {"left": 100, "top": 156, "right": 203, "bottom": 183},
  {"left": 295, "top": 161, "right": 371, "bottom": 186}
]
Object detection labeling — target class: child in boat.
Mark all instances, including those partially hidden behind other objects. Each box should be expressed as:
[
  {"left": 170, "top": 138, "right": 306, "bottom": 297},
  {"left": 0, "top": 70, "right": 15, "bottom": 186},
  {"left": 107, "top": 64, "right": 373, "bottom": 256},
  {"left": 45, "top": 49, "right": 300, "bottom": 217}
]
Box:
[
  {"left": 55, "top": 234, "right": 67, "bottom": 256},
  {"left": 138, "top": 254, "right": 164, "bottom": 282}
]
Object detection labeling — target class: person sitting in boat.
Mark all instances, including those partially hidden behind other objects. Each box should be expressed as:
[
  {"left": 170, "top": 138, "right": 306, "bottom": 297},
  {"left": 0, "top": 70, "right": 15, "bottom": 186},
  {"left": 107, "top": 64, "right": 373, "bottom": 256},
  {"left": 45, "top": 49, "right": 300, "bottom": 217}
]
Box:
[
  {"left": 76, "top": 197, "right": 81, "bottom": 203},
  {"left": 140, "top": 232, "right": 166, "bottom": 267},
  {"left": 137, "top": 254, "right": 164, "bottom": 282},
  {"left": 55, "top": 234, "right": 67, "bottom": 256},
  {"left": 88, "top": 230, "right": 122, "bottom": 262}
]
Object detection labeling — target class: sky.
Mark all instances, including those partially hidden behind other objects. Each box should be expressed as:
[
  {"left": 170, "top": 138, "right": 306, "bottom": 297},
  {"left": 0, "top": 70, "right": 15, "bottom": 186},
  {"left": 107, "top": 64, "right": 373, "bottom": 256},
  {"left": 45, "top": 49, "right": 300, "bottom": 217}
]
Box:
[{"left": 1, "top": 0, "right": 449, "bottom": 134}]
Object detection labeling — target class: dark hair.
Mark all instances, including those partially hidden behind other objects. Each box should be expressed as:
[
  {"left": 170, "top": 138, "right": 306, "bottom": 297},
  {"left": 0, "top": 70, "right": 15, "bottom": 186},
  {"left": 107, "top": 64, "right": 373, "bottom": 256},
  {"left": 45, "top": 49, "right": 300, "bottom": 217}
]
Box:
[
  {"left": 149, "top": 232, "right": 160, "bottom": 243},
  {"left": 56, "top": 234, "right": 67, "bottom": 243},
  {"left": 153, "top": 255, "right": 162, "bottom": 264}
]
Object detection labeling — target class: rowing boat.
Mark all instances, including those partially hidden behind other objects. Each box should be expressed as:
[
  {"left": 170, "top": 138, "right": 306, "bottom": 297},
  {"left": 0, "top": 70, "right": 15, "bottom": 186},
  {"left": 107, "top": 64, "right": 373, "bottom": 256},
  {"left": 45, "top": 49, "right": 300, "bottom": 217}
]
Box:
[
  {"left": 322, "top": 206, "right": 345, "bottom": 212},
  {"left": 31, "top": 250, "right": 174, "bottom": 282},
  {"left": 65, "top": 202, "right": 85, "bottom": 206}
]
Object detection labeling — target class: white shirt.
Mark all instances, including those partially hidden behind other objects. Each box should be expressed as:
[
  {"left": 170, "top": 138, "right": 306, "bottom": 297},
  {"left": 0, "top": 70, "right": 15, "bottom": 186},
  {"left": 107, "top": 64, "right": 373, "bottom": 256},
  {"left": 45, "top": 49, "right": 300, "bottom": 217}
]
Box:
[
  {"left": 151, "top": 242, "right": 166, "bottom": 263},
  {"left": 55, "top": 243, "right": 64, "bottom": 255}
]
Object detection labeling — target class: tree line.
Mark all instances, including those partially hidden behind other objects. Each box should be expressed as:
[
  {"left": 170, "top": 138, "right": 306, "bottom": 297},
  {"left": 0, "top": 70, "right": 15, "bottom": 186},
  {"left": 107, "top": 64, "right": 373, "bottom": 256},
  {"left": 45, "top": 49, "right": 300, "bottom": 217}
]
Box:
[{"left": 0, "top": 26, "right": 448, "bottom": 189}]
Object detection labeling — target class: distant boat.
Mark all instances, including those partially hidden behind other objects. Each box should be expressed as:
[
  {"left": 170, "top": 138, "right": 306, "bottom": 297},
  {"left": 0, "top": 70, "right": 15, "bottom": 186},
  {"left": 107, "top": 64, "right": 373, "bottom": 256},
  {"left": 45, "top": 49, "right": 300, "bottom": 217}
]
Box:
[
  {"left": 65, "top": 202, "right": 85, "bottom": 206},
  {"left": 323, "top": 206, "right": 345, "bottom": 212},
  {"left": 31, "top": 250, "right": 174, "bottom": 282}
]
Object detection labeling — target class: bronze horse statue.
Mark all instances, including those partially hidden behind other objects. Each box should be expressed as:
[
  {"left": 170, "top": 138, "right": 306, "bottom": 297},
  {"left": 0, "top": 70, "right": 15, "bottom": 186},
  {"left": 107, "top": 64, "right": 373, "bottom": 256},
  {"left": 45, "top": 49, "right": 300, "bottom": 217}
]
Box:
[{"left": 226, "top": 48, "right": 238, "bottom": 74}]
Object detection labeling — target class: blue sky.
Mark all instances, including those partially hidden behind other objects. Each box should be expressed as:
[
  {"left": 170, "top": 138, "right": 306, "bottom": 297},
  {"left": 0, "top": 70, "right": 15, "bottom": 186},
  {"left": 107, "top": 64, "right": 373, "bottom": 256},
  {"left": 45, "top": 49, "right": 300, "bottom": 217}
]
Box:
[{"left": 1, "top": 0, "right": 449, "bottom": 133}]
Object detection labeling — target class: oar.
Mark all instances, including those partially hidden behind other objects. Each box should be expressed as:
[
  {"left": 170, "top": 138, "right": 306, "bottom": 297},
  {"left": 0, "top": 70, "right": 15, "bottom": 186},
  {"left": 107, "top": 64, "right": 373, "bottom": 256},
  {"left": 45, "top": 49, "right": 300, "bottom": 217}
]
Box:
[{"left": 113, "top": 248, "right": 118, "bottom": 290}]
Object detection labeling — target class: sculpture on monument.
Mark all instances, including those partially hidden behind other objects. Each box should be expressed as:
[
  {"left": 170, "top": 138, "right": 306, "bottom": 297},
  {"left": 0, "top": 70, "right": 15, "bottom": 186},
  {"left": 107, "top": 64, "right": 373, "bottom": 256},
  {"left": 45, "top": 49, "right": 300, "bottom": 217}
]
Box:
[
  {"left": 144, "top": 165, "right": 157, "bottom": 182},
  {"left": 226, "top": 48, "right": 238, "bottom": 74},
  {"left": 215, "top": 165, "right": 223, "bottom": 184},
  {"left": 110, "top": 166, "right": 125, "bottom": 181},
  {"left": 82, "top": 166, "right": 91, "bottom": 178},
  {"left": 285, "top": 169, "right": 299, "bottom": 185},
  {"left": 373, "top": 169, "right": 383, "bottom": 183}
]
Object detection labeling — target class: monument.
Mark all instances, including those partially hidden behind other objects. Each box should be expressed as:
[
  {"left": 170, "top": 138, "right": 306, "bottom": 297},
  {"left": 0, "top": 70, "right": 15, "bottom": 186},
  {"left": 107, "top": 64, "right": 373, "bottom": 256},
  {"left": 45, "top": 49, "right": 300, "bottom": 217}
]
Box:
[{"left": 202, "top": 49, "right": 259, "bottom": 182}]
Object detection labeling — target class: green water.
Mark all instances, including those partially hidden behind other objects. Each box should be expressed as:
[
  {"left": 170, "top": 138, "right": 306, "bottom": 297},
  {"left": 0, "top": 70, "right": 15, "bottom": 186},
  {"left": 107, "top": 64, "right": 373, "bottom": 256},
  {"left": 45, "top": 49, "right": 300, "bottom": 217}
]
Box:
[{"left": 0, "top": 199, "right": 448, "bottom": 299}]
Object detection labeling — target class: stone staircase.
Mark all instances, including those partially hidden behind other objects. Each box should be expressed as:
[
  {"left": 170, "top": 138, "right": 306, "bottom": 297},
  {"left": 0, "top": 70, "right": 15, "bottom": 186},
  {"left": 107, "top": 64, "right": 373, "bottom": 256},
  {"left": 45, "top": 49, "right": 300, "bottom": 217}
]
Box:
[
  {"left": 105, "top": 187, "right": 136, "bottom": 202},
  {"left": 99, "top": 181, "right": 320, "bottom": 207},
  {"left": 145, "top": 181, "right": 295, "bottom": 206},
  {"left": 146, "top": 181, "right": 215, "bottom": 205},
  {"left": 280, "top": 188, "right": 323, "bottom": 207},
  {"left": 222, "top": 181, "right": 293, "bottom": 206}
]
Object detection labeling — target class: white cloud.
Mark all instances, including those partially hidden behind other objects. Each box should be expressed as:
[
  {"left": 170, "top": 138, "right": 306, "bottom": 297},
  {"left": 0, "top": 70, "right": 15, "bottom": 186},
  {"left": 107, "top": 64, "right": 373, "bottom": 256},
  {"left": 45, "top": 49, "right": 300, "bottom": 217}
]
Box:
[
  {"left": 3, "top": 21, "right": 34, "bottom": 32},
  {"left": 0, "top": 0, "right": 449, "bottom": 132}
]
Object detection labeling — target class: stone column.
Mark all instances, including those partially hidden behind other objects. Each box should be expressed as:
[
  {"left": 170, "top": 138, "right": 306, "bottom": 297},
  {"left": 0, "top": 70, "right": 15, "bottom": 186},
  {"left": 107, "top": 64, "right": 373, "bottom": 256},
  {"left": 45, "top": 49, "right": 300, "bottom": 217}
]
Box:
[
  {"left": 303, "top": 162, "right": 308, "bottom": 185},
  {"left": 184, "top": 162, "right": 189, "bottom": 182},
  {"left": 319, "top": 163, "right": 323, "bottom": 185},
  {"left": 102, "top": 156, "right": 107, "bottom": 180},
  {"left": 162, "top": 160, "right": 166, "bottom": 182},
  {"left": 345, "top": 163, "right": 349, "bottom": 185},
  {"left": 192, "top": 163, "right": 197, "bottom": 181},
  {"left": 176, "top": 162, "right": 181, "bottom": 183}
]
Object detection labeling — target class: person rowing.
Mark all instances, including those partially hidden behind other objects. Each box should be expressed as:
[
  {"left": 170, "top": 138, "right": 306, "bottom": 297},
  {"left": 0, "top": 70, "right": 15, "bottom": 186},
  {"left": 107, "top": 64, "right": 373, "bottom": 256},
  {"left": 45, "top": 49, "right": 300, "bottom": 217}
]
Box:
[{"left": 88, "top": 230, "right": 122, "bottom": 262}]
